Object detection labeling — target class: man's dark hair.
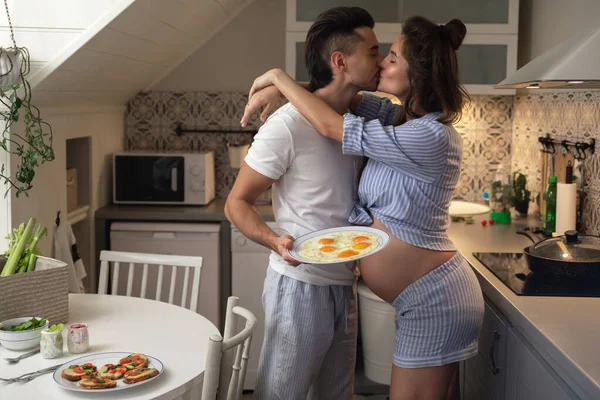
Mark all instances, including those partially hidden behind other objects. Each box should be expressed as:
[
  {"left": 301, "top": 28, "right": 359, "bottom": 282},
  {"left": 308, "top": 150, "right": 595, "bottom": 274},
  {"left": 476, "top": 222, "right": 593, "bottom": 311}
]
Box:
[{"left": 304, "top": 7, "right": 374, "bottom": 91}]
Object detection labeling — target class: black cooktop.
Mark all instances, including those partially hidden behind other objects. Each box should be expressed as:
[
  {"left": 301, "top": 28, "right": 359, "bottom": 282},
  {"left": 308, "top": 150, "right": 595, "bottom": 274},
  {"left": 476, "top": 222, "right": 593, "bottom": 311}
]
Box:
[{"left": 473, "top": 252, "right": 600, "bottom": 297}]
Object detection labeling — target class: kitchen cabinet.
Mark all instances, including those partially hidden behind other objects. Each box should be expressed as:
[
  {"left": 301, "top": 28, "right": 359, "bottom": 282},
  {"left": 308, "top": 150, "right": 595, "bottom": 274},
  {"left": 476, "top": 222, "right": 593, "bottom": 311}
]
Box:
[
  {"left": 109, "top": 222, "right": 222, "bottom": 328},
  {"left": 286, "top": 0, "right": 518, "bottom": 94},
  {"left": 504, "top": 329, "right": 578, "bottom": 400},
  {"left": 462, "top": 299, "right": 509, "bottom": 400},
  {"left": 289, "top": 0, "right": 518, "bottom": 33},
  {"left": 462, "top": 298, "right": 580, "bottom": 400}
]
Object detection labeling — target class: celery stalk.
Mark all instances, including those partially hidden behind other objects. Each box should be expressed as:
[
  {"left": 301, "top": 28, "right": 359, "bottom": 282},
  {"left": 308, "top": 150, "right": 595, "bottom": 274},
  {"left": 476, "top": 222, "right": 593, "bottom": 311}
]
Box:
[
  {"left": 25, "top": 224, "right": 47, "bottom": 272},
  {"left": 0, "top": 217, "right": 36, "bottom": 276},
  {"left": 16, "top": 262, "right": 27, "bottom": 274},
  {"left": 26, "top": 254, "right": 37, "bottom": 273}
]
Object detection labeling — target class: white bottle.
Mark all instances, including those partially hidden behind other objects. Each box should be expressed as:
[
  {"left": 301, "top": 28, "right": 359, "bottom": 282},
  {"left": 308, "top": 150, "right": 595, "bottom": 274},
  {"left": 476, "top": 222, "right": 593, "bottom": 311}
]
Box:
[
  {"left": 494, "top": 164, "right": 510, "bottom": 185},
  {"left": 491, "top": 164, "right": 510, "bottom": 212}
]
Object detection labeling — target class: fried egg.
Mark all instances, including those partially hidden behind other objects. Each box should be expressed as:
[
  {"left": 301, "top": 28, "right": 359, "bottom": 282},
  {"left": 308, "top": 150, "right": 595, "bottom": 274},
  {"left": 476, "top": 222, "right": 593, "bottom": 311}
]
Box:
[{"left": 297, "top": 230, "right": 379, "bottom": 262}]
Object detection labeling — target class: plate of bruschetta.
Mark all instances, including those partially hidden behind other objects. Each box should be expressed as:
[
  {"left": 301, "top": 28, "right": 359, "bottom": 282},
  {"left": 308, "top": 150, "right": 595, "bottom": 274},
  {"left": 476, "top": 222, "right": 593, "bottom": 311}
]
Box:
[{"left": 53, "top": 352, "right": 164, "bottom": 392}]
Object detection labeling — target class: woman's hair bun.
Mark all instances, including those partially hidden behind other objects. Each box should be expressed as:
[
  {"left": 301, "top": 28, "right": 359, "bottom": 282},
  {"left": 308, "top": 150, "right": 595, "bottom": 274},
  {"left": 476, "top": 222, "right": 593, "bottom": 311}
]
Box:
[{"left": 444, "top": 19, "right": 466, "bottom": 50}]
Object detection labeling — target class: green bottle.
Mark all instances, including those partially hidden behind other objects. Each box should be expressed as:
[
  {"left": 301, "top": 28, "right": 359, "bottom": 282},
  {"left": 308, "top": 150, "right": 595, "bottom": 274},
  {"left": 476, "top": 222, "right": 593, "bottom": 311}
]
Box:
[{"left": 544, "top": 176, "right": 557, "bottom": 236}]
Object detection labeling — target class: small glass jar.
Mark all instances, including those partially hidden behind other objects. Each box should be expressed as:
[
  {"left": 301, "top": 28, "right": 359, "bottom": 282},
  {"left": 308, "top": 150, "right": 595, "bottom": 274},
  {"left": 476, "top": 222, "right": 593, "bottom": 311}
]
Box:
[
  {"left": 67, "top": 323, "right": 89, "bottom": 354},
  {"left": 40, "top": 329, "right": 63, "bottom": 359}
]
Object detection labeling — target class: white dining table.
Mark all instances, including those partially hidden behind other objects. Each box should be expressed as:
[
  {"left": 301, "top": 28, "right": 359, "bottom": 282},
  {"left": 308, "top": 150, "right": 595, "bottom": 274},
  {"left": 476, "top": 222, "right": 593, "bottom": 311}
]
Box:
[{"left": 0, "top": 293, "right": 219, "bottom": 399}]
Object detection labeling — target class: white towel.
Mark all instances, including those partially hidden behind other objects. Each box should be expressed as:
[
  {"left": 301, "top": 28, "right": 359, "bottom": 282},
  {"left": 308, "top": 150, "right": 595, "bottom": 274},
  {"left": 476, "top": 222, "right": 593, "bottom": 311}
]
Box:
[{"left": 53, "top": 221, "right": 86, "bottom": 293}]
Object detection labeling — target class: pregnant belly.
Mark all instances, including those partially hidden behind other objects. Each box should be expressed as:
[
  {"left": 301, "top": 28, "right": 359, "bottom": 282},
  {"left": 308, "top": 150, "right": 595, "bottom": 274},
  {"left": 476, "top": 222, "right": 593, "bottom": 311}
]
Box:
[{"left": 359, "top": 218, "right": 455, "bottom": 303}]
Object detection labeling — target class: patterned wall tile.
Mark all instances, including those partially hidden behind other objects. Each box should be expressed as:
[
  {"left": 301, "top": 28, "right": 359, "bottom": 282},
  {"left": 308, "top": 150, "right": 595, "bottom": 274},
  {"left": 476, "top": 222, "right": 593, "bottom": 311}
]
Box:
[
  {"left": 125, "top": 91, "right": 515, "bottom": 200},
  {"left": 126, "top": 92, "right": 162, "bottom": 151},
  {"left": 454, "top": 164, "right": 496, "bottom": 202},
  {"left": 195, "top": 92, "right": 233, "bottom": 130},
  {"left": 454, "top": 98, "right": 478, "bottom": 131},
  {"left": 456, "top": 127, "right": 476, "bottom": 165},
  {"left": 477, "top": 96, "right": 513, "bottom": 129},
  {"left": 160, "top": 92, "right": 196, "bottom": 152},
  {"left": 454, "top": 95, "right": 513, "bottom": 202},
  {"left": 476, "top": 129, "right": 511, "bottom": 166},
  {"left": 582, "top": 189, "right": 600, "bottom": 235},
  {"left": 579, "top": 92, "right": 600, "bottom": 138},
  {"left": 122, "top": 89, "right": 600, "bottom": 233},
  {"left": 511, "top": 90, "right": 600, "bottom": 234},
  {"left": 196, "top": 132, "right": 255, "bottom": 198}
]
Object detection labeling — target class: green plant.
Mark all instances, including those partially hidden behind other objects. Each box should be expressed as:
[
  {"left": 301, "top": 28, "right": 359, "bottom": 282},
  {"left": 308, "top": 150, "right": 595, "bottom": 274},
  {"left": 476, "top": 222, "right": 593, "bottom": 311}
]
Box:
[
  {"left": 0, "top": 217, "right": 46, "bottom": 276},
  {"left": 0, "top": 2, "right": 54, "bottom": 197},
  {"left": 511, "top": 172, "right": 531, "bottom": 209}
]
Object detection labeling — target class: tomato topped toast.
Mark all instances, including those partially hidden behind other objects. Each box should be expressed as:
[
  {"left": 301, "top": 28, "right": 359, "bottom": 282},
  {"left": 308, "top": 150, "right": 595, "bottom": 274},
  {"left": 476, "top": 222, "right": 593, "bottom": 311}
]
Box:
[
  {"left": 119, "top": 353, "right": 148, "bottom": 369},
  {"left": 99, "top": 363, "right": 128, "bottom": 379},
  {"left": 61, "top": 363, "right": 98, "bottom": 381},
  {"left": 79, "top": 376, "right": 117, "bottom": 390},
  {"left": 123, "top": 368, "right": 159, "bottom": 384}
]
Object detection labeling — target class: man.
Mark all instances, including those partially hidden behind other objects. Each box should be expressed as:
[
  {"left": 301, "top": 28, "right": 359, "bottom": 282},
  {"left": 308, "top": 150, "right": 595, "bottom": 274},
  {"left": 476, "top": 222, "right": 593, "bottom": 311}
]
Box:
[{"left": 224, "top": 7, "right": 382, "bottom": 399}]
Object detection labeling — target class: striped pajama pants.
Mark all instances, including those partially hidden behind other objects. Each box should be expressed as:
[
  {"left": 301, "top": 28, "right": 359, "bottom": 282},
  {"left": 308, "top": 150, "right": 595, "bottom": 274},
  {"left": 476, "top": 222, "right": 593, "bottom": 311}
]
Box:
[{"left": 254, "top": 266, "right": 357, "bottom": 400}]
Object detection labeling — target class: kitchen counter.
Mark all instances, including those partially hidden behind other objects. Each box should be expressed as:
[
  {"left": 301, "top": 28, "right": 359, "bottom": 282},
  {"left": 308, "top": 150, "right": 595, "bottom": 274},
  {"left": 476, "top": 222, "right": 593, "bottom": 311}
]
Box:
[
  {"left": 94, "top": 201, "right": 599, "bottom": 397},
  {"left": 449, "top": 217, "right": 600, "bottom": 399},
  {"left": 95, "top": 198, "right": 275, "bottom": 222}
]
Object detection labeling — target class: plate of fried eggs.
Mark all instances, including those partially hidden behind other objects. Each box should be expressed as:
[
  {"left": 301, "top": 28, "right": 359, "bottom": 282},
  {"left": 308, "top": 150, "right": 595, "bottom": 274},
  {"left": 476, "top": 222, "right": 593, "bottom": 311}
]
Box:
[{"left": 288, "top": 226, "right": 390, "bottom": 264}]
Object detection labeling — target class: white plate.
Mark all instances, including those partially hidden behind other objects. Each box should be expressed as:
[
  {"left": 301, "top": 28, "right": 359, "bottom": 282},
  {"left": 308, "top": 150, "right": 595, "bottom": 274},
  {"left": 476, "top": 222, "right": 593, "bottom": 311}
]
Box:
[
  {"left": 53, "top": 352, "right": 164, "bottom": 392},
  {"left": 448, "top": 200, "right": 491, "bottom": 217},
  {"left": 288, "top": 226, "right": 390, "bottom": 265}
]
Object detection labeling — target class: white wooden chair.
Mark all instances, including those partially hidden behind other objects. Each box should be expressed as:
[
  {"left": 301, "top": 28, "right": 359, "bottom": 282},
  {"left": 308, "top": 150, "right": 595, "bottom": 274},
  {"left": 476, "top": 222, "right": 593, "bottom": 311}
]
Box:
[
  {"left": 201, "top": 296, "right": 257, "bottom": 400},
  {"left": 97, "top": 250, "right": 204, "bottom": 312}
]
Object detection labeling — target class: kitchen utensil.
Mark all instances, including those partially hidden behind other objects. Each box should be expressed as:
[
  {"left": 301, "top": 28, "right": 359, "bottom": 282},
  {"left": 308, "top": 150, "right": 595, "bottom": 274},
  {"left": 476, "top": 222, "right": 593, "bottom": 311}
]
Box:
[
  {"left": 517, "top": 230, "right": 600, "bottom": 279},
  {"left": 0, "top": 363, "right": 61, "bottom": 383},
  {"left": 553, "top": 152, "right": 576, "bottom": 183},
  {"left": 540, "top": 149, "right": 549, "bottom": 216},
  {"left": 3, "top": 347, "right": 40, "bottom": 363}
]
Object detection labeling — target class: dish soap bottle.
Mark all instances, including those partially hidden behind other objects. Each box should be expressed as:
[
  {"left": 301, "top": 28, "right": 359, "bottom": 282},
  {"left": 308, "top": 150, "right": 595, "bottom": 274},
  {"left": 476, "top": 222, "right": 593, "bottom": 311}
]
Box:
[{"left": 544, "top": 176, "right": 557, "bottom": 236}]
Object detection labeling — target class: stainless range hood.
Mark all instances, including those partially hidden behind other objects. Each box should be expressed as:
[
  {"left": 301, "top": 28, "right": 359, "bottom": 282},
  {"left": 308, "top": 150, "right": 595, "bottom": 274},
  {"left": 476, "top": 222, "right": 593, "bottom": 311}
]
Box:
[{"left": 495, "top": 25, "right": 600, "bottom": 89}]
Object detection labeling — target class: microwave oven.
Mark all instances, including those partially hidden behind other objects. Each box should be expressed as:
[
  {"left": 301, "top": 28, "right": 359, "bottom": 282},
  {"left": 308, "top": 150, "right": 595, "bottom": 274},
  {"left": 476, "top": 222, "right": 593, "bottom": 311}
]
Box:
[{"left": 113, "top": 152, "right": 215, "bottom": 205}]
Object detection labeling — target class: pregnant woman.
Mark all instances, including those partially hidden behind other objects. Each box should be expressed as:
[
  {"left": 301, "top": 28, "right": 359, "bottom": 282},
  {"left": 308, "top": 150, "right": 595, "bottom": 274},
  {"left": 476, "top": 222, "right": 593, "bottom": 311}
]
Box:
[{"left": 241, "top": 16, "right": 484, "bottom": 400}]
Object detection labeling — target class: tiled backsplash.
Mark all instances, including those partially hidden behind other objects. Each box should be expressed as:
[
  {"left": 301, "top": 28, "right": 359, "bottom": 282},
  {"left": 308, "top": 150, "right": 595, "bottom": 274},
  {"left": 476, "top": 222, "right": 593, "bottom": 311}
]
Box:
[
  {"left": 511, "top": 91, "right": 600, "bottom": 234},
  {"left": 125, "top": 90, "right": 600, "bottom": 232},
  {"left": 126, "top": 92, "right": 285, "bottom": 198},
  {"left": 453, "top": 96, "right": 513, "bottom": 202},
  {"left": 125, "top": 91, "right": 512, "bottom": 201}
]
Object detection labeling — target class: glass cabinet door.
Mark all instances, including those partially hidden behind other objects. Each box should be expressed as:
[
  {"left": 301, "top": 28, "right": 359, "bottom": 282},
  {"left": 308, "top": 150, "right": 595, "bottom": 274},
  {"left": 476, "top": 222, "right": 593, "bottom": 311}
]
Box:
[
  {"left": 288, "top": 32, "right": 517, "bottom": 95},
  {"left": 401, "top": 0, "right": 510, "bottom": 24},
  {"left": 295, "top": 0, "right": 402, "bottom": 23},
  {"left": 289, "top": 0, "right": 519, "bottom": 34}
]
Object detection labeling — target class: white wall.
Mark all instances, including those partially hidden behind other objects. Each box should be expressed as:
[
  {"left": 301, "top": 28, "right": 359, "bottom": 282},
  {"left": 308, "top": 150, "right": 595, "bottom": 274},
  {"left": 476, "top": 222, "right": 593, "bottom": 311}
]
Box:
[
  {"left": 152, "top": 0, "right": 285, "bottom": 92},
  {"left": 8, "top": 107, "right": 124, "bottom": 288},
  {"left": 518, "top": 0, "right": 600, "bottom": 67}
]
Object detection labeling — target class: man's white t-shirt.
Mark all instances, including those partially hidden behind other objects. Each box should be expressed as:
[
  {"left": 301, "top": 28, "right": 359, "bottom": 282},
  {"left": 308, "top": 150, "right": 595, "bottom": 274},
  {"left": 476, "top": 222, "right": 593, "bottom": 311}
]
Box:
[{"left": 244, "top": 103, "right": 363, "bottom": 286}]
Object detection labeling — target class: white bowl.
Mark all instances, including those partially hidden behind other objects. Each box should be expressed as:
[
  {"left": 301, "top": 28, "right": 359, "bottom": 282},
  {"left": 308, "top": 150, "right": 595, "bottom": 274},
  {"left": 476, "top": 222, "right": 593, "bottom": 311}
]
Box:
[
  {"left": 449, "top": 200, "right": 491, "bottom": 217},
  {"left": 0, "top": 317, "right": 49, "bottom": 351}
]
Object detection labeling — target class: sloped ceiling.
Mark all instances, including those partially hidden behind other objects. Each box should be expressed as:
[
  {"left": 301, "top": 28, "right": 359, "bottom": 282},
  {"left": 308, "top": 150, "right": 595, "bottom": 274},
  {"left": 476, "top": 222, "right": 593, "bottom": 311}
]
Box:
[{"left": 30, "top": 0, "right": 255, "bottom": 106}]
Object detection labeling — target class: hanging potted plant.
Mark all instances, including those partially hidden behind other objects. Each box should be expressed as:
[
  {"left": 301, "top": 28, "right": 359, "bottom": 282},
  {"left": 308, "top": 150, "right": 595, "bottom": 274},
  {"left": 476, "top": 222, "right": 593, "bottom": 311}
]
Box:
[{"left": 0, "top": 2, "right": 54, "bottom": 198}]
